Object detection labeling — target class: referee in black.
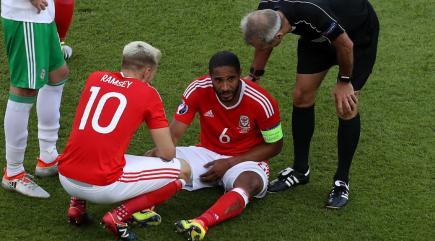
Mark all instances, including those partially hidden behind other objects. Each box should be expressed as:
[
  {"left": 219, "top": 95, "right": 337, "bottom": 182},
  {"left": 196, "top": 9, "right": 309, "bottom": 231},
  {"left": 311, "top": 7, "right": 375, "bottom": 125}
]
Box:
[{"left": 241, "top": 0, "right": 379, "bottom": 208}]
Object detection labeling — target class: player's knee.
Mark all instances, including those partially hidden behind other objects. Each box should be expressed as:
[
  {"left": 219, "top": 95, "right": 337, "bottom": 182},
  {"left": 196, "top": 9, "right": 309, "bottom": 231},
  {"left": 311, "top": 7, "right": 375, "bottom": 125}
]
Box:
[
  {"left": 177, "top": 158, "right": 192, "bottom": 183},
  {"left": 293, "top": 88, "right": 315, "bottom": 107},
  {"left": 336, "top": 106, "right": 359, "bottom": 120},
  {"left": 49, "top": 64, "right": 69, "bottom": 84},
  {"left": 10, "top": 86, "right": 38, "bottom": 97},
  {"left": 234, "top": 171, "right": 264, "bottom": 197}
]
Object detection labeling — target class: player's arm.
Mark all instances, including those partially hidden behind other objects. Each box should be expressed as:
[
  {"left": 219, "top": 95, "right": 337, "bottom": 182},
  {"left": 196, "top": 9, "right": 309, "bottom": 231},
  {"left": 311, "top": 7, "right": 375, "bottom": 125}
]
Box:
[
  {"left": 332, "top": 33, "right": 357, "bottom": 117},
  {"left": 226, "top": 138, "right": 283, "bottom": 167},
  {"left": 244, "top": 0, "right": 277, "bottom": 82},
  {"left": 332, "top": 33, "right": 354, "bottom": 80},
  {"left": 225, "top": 123, "right": 283, "bottom": 167},
  {"left": 247, "top": 47, "right": 273, "bottom": 82},
  {"left": 169, "top": 120, "right": 190, "bottom": 145},
  {"left": 149, "top": 127, "right": 175, "bottom": 161}
]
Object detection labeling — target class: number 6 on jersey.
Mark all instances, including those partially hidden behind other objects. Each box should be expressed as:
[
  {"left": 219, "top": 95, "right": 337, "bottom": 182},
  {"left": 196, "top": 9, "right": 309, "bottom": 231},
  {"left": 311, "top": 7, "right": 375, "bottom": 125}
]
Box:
[{"left": 219, "top": 128, "right": 231, "bottom": 143}]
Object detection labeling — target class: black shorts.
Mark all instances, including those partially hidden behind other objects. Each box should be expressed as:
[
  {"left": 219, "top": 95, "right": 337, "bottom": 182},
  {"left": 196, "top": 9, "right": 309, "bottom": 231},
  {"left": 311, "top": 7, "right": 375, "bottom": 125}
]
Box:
[{"left": 296, "top": 3, "right": 379, "bottom": 91}]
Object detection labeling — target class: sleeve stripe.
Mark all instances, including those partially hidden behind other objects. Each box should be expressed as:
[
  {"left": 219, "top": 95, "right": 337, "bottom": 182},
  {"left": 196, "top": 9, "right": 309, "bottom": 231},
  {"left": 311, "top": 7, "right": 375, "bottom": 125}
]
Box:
[
  {"left": 245, "top": 92, "right": 271, "bottom": 118},
  {"left": 245, "top": 85, "right": 274, "bottom": 118},
  {"left": 183, "top": 78, "right": 211, "bottom": 96},
  {"left": 184, "top": 83, "right": 213, "bottom": 99},
  {"left": 183, "top": 78, "right": 212, "bottom": 98},
  {"left": 283, "top": 0, "right": 345, "bottom": 31}
]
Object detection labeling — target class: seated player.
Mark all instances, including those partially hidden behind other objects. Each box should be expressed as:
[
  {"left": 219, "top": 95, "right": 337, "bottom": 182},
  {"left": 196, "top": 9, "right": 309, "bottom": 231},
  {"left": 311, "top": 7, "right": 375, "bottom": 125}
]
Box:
[
  {"left": 167, "top": 51, "right": 283, "bottom": 240},
  {"left": 57, "top": 41, "right": 191, "bottom": 240}
]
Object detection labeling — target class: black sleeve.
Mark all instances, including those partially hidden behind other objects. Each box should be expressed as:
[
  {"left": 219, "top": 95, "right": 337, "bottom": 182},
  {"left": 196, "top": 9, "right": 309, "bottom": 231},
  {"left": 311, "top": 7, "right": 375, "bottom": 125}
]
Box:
[
  {"left": 257, "top": 0, "right": 276, "bottom": 10},
  {"left": 278, "top": 1, "right": 345, "bottom": 41}
]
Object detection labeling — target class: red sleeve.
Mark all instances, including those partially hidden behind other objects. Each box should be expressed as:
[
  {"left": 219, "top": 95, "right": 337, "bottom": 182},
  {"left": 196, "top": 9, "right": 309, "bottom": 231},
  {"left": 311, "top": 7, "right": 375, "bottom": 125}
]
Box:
[
  {"left": 173, "top": 87, "right": 199, "bottom": 125},
  {"left": 256, "top": 96, "right": 281, "bottom": 131},
  {"left": 246, "top": 83, "right": 281, "bottom": 130},
  {"left": 144, "top": 87, "right": 169, "bottom": 129}
]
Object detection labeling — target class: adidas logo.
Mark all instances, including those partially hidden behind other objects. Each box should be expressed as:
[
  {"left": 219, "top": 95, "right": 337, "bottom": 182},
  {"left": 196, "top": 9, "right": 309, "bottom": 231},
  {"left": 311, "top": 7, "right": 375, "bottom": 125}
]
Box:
[{"left": 204, "top": 110, "right": 214, "bottom": 117}]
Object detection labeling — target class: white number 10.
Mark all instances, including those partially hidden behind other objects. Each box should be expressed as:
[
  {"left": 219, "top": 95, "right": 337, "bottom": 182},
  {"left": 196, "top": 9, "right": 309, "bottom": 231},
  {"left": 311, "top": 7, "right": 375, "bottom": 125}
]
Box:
[{"left": 79, "top": 86, "right": 127, "bottom": 134}]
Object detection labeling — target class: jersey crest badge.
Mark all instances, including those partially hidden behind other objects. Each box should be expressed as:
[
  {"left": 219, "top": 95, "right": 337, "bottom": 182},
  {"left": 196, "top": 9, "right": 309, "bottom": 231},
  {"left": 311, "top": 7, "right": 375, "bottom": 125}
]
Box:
[
  {"left": 238, "top": 115, "right": 250, "bottom": 134},
  {"left": 177, "top": 100, "right": 188, "bottom": 115}
]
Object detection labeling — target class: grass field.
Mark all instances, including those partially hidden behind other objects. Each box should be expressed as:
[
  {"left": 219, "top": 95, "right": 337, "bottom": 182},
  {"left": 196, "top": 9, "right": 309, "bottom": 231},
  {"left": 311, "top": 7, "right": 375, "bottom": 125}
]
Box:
[{"left": 0, "top": 1, "right": 434, "bottom": 240}]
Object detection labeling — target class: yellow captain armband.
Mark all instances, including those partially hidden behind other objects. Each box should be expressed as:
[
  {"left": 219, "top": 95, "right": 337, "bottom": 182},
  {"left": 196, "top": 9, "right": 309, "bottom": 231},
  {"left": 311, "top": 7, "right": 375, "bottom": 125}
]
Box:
[{"left": 261, "top": 123, "right": 283, "bottom": 143}]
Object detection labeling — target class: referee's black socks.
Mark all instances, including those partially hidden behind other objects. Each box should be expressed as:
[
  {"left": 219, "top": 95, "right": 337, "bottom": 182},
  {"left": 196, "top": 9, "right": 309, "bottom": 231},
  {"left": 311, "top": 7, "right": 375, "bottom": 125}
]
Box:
[
  {"left": 292, "top": 105, "right": 315, "bottom": 174},
  {"left": 335, "top": 113, "right": 361, "bottom": 183}
]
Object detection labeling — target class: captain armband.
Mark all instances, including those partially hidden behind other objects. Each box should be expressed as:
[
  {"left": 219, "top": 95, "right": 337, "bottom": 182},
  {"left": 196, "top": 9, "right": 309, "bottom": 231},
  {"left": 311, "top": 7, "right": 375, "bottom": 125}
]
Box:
[{"left": 261, "top": 123, "right": 283, "bottom": 143}]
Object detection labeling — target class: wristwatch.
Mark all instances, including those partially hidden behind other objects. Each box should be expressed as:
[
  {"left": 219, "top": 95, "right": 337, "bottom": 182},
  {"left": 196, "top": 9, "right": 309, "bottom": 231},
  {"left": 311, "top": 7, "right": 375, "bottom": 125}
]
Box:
[
  {"left": 249, "top": 67, "right": 265, "bottom": 82},
  {"left": 337, "top": 75, "right": 352, "bottom": 83}
]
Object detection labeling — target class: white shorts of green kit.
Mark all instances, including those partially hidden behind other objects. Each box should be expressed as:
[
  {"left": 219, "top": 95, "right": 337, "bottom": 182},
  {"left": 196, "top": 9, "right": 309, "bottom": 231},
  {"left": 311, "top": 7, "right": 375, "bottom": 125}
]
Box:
[
  {"left": 176, "top": 146, "right": 269, "bottom": 198},
  {"left": 59, "top": 155, "right": 181, "bottom": 204}
]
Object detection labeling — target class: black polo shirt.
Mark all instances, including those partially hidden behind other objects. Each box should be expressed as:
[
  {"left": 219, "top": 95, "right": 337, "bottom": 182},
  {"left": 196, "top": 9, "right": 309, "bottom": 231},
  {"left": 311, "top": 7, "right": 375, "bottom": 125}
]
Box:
[{"left": 258, "top": 0, "right": 371, "bottom": 43}]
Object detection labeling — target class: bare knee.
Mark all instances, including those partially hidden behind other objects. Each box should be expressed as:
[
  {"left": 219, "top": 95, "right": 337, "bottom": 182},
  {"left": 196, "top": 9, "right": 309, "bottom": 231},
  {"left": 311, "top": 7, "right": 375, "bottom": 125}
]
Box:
[
  {"left": 293, "top": 87, "right": 316, "bottom": 107},
  {"left": 337, "top": 108, "right": 359, "bottom": 120},
  {"left": 10, "top": 86, "right": 38, "bottom": 97},
  {"left": 233, "top": 171, "right": 264, "bottom": 197},
  {"left": 49, "top": 64, "right": 69, "bottom": 84},
  {"left": 177, "top": 158, "right": 192, "bottom": 183}
]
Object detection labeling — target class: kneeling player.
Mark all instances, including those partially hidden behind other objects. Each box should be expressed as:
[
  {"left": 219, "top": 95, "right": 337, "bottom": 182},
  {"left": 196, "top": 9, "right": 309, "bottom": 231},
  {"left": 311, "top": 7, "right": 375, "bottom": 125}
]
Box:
[
  {"left": 57, "top": 41, "right": 190, "bottom": 240},
  {"left": 159, "top": 51, "right": 283, "bottom": 240}
]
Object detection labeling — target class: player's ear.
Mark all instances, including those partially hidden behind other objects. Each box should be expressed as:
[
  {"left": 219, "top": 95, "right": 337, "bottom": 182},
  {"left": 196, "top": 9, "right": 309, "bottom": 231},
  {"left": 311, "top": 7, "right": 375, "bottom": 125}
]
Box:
[{"left": 276, "top": 32, "right": 284, "bottom": 40}]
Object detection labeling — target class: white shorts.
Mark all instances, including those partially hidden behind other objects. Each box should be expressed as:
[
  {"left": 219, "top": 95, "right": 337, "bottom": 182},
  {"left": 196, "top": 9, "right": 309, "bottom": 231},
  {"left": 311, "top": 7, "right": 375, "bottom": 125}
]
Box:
[
  {"left": 176, "top": 146, "right": 269, "bottom": 198},
  {"left": 59, "top": 154, "right": 181, "bottom": 204}
]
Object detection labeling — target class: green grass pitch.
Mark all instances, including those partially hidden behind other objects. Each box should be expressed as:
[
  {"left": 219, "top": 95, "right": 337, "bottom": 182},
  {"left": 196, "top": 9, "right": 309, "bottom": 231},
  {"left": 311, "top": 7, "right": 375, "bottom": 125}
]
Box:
[{"left": 0, "top": 1, "right": 433, "bottom": 240}]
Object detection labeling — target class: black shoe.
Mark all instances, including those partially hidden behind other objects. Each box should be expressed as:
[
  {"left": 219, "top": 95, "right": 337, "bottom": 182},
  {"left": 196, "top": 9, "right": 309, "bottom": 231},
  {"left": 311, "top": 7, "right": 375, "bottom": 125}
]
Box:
[
  {"left": 268, "top": 167, "right": 310, "bottom": 193},
  {"left": 325, "top": 180, "right": 349, "bottom": 209}
]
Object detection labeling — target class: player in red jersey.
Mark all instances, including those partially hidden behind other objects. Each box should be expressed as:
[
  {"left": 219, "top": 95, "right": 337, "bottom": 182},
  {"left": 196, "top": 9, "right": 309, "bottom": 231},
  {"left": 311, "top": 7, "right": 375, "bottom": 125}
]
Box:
[
  {"left": 168, "top": 51, "right": 283, "bottom": 240},
  {"left": 55, "top": 0, "right": 74, "bottom": 59},
  {"left": 57, "top": 41, "right": 191, "bottom": 241}
]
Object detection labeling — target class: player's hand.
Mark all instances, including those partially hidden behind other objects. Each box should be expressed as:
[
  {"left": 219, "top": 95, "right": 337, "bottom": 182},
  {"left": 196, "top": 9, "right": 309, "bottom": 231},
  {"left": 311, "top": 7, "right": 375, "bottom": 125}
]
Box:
[
  {"left": 30, "top": 0, "right": 48, "bottom": 13},
  {"left": 200, "top": 158, "right": 232, "bottom": 182},
  {"left": 333, "top": 82, "right": 357, "bottom": 117}
]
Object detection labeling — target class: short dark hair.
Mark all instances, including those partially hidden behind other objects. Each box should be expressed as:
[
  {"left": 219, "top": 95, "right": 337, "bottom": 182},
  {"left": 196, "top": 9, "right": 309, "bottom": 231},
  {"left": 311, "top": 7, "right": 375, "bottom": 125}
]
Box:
[{"left": 208, "top": 51, "right": 241, "bottom": 74}]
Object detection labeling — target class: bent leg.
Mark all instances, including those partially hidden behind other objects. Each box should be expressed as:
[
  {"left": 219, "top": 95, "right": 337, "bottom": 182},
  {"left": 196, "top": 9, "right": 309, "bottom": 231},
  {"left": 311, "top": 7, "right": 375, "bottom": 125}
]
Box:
[
  {"left": 195, "top": 161, "right": 268, "bottom": 228},
  {"left": 292, "top": 71, "right": 327, "bottom": 173}
]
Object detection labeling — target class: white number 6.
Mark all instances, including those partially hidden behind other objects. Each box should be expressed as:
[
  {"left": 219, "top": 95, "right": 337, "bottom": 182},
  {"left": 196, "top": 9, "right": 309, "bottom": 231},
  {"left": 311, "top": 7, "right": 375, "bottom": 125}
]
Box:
[{"left": 219, "top": 128, "right": 231, "bottom": 143}]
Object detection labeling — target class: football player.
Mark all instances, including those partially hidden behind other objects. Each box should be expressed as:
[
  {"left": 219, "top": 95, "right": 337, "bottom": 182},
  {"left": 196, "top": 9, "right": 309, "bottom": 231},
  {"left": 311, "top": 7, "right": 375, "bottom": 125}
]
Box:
[
  {"left": 152, "top": 51, "right": 283, "bottom": 240},
  {"left": 1, "top": 0, "right": 69, "bottom": 198},
  {"left": 57, "top": 41, "right": 191, "bottom": 240}
]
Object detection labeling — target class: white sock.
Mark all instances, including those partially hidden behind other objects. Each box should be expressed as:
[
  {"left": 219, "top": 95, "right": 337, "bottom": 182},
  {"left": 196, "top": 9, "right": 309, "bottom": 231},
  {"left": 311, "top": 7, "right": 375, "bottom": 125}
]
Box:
[
  {"left": 37, "top": 84, "right": 64, "bottom": 163},
  {"left": 4, "top": 100, "right": 33, "bottom": 176}
]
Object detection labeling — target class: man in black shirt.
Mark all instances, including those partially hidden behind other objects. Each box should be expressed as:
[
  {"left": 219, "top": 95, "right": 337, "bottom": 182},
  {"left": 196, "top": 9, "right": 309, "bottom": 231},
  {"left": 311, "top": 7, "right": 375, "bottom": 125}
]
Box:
[{"left": 241, "top": 0, "right": 379, "bottom": 208}]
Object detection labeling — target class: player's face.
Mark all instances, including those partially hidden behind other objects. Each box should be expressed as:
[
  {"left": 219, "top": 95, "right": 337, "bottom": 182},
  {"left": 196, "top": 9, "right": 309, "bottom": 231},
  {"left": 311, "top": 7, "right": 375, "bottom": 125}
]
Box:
[{"left": 210, "top": 66, "right": 241, "bottom": 104}]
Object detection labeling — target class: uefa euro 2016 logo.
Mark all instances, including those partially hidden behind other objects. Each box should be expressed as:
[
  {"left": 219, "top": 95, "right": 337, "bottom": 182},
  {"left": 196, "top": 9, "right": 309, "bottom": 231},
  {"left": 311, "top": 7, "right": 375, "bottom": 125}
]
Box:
[{"left": 177, "top": 100, "right": 188, "bottom": 115}]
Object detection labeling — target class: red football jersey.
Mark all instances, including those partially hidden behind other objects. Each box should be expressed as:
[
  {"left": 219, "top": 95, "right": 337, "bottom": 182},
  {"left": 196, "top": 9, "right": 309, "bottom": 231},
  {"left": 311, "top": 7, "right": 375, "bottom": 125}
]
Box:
[
  {"left": 58, "top": 71, "right": 169, "bottom": 185},
  {"left": 174, "top": 75, "right": 281, "bottom": 156}
]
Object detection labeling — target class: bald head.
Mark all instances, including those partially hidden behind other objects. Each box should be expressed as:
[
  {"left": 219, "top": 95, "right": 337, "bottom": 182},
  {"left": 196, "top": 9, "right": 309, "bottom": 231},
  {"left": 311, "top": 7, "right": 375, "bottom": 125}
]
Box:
[
  {"left": 240, "top": 9, "right": 281, "bottom": 45},
  {"left": 121, "top": 41, "right": 161, "bottom": 72}
]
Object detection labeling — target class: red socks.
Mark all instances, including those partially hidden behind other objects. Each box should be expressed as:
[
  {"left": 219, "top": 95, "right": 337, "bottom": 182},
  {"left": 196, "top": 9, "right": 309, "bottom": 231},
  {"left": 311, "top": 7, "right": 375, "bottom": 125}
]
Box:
[
  {"left": 196, "top": 188, "right": 250, "bottom": 228},
  {"left": 114, "top": 180, "right": 183, "bottom": 222},
  {"left": 55, "top": 0, "right": 75, "bottom": 41}
]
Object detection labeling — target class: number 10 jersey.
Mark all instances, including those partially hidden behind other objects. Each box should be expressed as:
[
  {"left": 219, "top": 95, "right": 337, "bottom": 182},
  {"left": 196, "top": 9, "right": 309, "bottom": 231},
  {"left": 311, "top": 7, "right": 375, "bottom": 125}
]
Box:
[{"left": 58, "top": 71, "right": 169, "bottom": 185}]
